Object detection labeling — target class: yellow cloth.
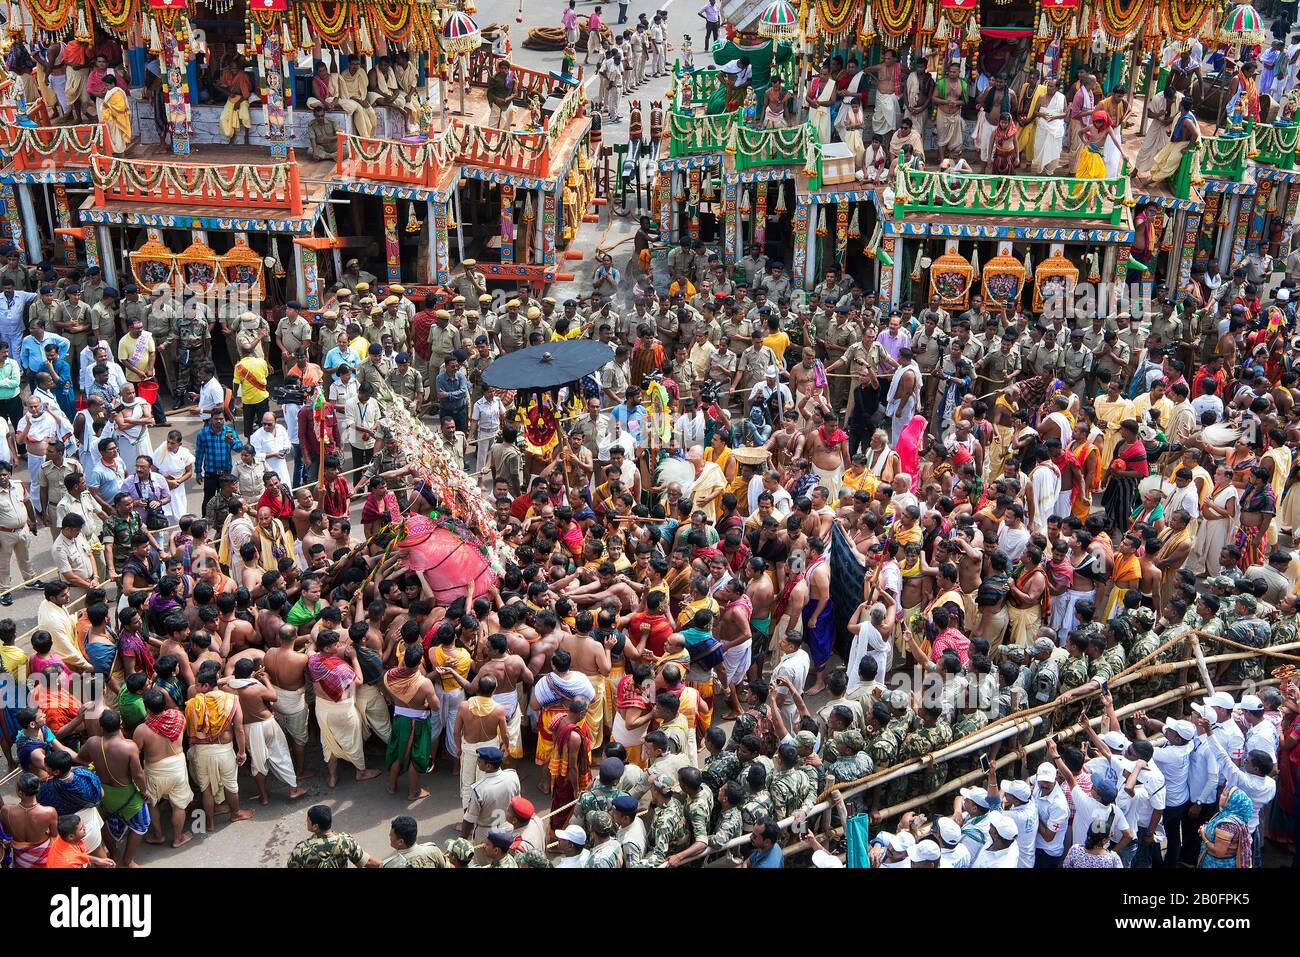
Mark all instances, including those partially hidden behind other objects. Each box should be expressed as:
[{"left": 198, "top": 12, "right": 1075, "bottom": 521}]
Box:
[
  {"left": 1094, "top": 396, "right": 1133, "bottom": 471},
  {"left": 1016, "top": 84, "right": 1044, "bottom": 156},
  {"left": 1131, "top": 393, "right": 1173, "bottom": 433},
  {"left": 0, "top": 644, "right": 29, "bottom": 682},
  {"left": 1265, "top": 446, "right": 1291, "bottom": 545},
  {"left": 1074, "top": 144, "right": 1106, "bottom": 180},
  {"left": 234, "top": 356, "right": 270, "bottom": 405},
  {"left": 314, "top": 693, "right": 366, "bottom": 767},
  {"left": 691, "top": 460, "right": 729, "bottom": 522},
  {"left": 433, "top": 643, "right": 471, "bottom": 692},
  {"left": 185, "top": 690, "right": 234, "bottom": 739},
  {"left": 100, "top": 86, "right": 131, "bottom": 152},
  {"left": 219, "top": 98, "right": 252, "bottom": 137}
]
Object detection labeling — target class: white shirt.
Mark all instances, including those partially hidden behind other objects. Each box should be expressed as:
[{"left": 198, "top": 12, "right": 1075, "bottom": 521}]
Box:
[
  {"left": 1033, "top": 784, "right": 1070, "bottom": 855},
  {"left": 555, "top": 850, "right": 592, "bottom": 868},
  {"left": 1126, "top": 763, "right": 1166, "bottom": 829},
  {"left": 972, "top": 843, "right": 1019, "bottom": 868},
  {"left": 1244, "top": 718, "right": 1281, "bottom": 761},
  {"left": 1191, "top": 394, "right": 1224, "bottom": 421},
  {"left": 1211, "top": 720, "right": 1245, "bottom": 784},
  {"left": 1003, "top": 799, "right": 1040, "bottom": 869},
  {"left": 1187, "top": 734, "right": 1220, "bottom": 805},
  {"left": 846, "top": 620, "right": 890, "bottom": 691},
  {"left": 1150, "top": 739, "right": 1192, "bottom": 807},
  {"left": 673, "top": 411, "right": 706, "bottom": 449},
  {"left": 250, "top": 424, "right": 293, "bottom": 483},
  {"left": 472, "top": 395, "right": 507, "bottom": 436},
  {"left": 996, "top": 523, "right": 1030, "bottom": 562},
  {"left": 1208, "top": 733, "right": 1276, "bottom": 832},
  {"left": 198, "top": 377, "right": 225, "bottom": 417},
  {"left": 938, "top": 844, "right": 971, "bottom": 868},
  {"left": 772, "top": 648, "right": 811, "bottom": 701},
  {"left": 1069, "top": 787, "right": 1132, "bottom": 848},
  {"left": 283, "top": 402, "right": 301, "bottom": 446}
]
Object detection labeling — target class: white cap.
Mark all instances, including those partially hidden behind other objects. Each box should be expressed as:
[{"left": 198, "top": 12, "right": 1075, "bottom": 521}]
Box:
[
  {"left": 907, "top": 839, "right": 942, "bottom": 863},
  {"left": 988, "top": 812, "right": 1019, "bottom": 841},
  {"left": 811, "top": 849, "right": 844, "bottom": 868},
  {"left": 1238, "top": 694, "right": 1264, "bottom": 712},
  {"left": 1164, "top": 718, "right": 1197, "bottom": 741},
  {"left": 884, "top": 831, "right": 916, "bottom": 853},
  {"left": 959, "top": 786, "right": 994, "bottom": 809},
  {"left": 765, "top": 364, "right": 780, "bottom": 378},
  {"left": 1101, "top": 731, "right": 1131, "bottom": 751},
  {"left": 1036, "top": 762, "right": 1058, "bottom": 783},
  {"left": 1205, "top": 691, "right": 1236, "bottom": 711},
  {"left": 1002, "top": 779, "right": 1033, "bottom": 803},
  {"left": 935, "top": 817, "right": 962, "bottom": 845},
  {"left": 1189, "top": 703, "right": 1216, "bottom": 722},
  {"left": 555, "top": 824, "right": 587, "bottom": 846}
]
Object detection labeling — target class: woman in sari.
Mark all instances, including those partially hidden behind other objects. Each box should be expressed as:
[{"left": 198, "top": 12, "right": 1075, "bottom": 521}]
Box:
[
  {"left": 1236, "top": 465, "right": 1276, "bottom": 571},
  {"left": 1074, "top": 109, "right": 1122, "bottom": 180},
  {"left": 1199, "top": 784, "right": 1255, "bottom": 868},
  {"left": 1225, "top": 438, "right": 1258, "bottom": 492},
  {"left": 1093, "top": 379, "right": 1133, "bottom": 472},
  {"left": 1267, "top": 699, "right": 1300, "bottom": 854},
  {"left": 1187, "top": 464, "right": 1239, "bottom": 577},
  {"left": 895, "top": 415, "right": 927, "bottom": 493},
  {"left": 1101, "top": 419, "right": 1147, "bottom": 535}
]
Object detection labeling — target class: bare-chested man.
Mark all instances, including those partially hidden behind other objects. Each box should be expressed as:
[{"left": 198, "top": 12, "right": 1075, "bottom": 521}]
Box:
[
  {"left": 452, "top": 676, "right": 510, "bottom": 808},
  {"left": 75, "top": 706, "right": 149, "bottom": 865},
  {"left": 764, "top": 410, "right": 805, "bottom": 472},
  {"left": 222, "top": 657, "right": 307, "bottom": 804},
  {"left": 557, "top": 613, "right": 614, "bottom": 750},
  {"left": 1, "top": 772, "right": 59, "bottom": 868},
  {"left": 299, "top": 507, "right": 330, "bottom": 564},
  {"left": 745, "top": 556, "right": 776, "bottom": 679},
  {"left": 184, "top": 663, "right": 254, "bottom": 830},
  {"left": 257, "top": 591, "right": 289, "bottom": 647},
  {"left": 383, "top": 642, "right": 440, "bottom": 800},
  {"left": 291, "top": 488, "right": 318, "bottom": 540},
  {"left": 132, "top": 689, "right": 194, "bottom": 848},
  {"left": 263, "top": 624, "right": 314, "bottom": 778},
  {"left": 216, "top": 593, "right": 258, "bottom": 656}
]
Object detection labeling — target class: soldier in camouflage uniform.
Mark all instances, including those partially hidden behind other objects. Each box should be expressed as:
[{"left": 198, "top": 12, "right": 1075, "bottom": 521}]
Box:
[
  {"left": 701, "top": 726, "right": 741, "bottom": 793},
  {"left": 898, "top": 704, "right": 953, "bottom": 800},
  {"left": 739, "top": 762, "right": 774, "bottom": 828},
  {"left": 1054, "top": 631, "right": 1094, "bottom": 730},
  {"left": 1222, "top": 594, "right": 1270, "bottom": 684},
  {"left": 637, "top": 774, "right": 692, "bottom": 867},
  {"left": 382, "top": 815, "right": 448, "bottom": 867},
  {"left": 1123, "top": 604, "right": 1167, "bottom": 703},
  {"left": 702, "top": 780, "right": 747, "bottom": 861},
  {"left": 770, "top": 742, "right": 815, "bottom": 820},
  {"left": 575, "top": 757, "right": 631, "bottom": 833},
  {"left": 826, "top": 729, "right": 874, "bottom": 785},
  {"left": 287, "top": 806, "right": 381, "bottom": 868},
  {"left": 884, "top": 689, "right": 918, "bottom": 741},
  {"left": 864, "top": 699, "right": 903, "bottom": 772},
  {"left": 1270, "top": 594, "right": 1300, "bottom": 646},
  {"left": 791, "top": 729, "right": 825, "bottom": 796},
  {"left": 585, "top": 811, "right": 625, "bottom": 867},
  {"left": 170, "top": 303, "right": 211, "bottom": 405},
  {"left": 676, "top": 767, "right": 714, "bottom": 860}
]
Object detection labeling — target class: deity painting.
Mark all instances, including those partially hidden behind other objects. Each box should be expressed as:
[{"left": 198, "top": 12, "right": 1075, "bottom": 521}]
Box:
[
  {"left": 933, "top": 271, "right": 968, "bottom": 303},
  {"left": 984, "top": 273, "right": 1021, "bottom": 304}
]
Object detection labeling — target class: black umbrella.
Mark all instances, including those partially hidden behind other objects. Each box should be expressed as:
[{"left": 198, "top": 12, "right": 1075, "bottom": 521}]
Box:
[{"left": 481, "top": 340, "right": 615, "bottom": 391}]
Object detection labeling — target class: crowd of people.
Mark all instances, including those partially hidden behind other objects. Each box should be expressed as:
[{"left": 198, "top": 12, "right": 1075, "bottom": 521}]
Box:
[{"left": 0, "top": 4, "right": 1299, "bottom": 873}]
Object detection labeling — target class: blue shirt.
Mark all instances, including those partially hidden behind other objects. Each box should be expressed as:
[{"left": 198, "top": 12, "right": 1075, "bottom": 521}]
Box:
[
  {"left": 746, "top": 844, "right": 784, "bottom": 868},
  {"left": 90, "top": 458, "right": 127, "bottom": 503},
  {"left": 193, "top": 423, "right": 244, "bottom": 478},
  {"left": 324, "top": 347, "right": 359, "bottom": 374},
  {"left": 435, "top": 370, "right": 470, "bottom": 411},
  {"left": 610, "top": 403, "right": 648, "bottom": 444},
  {"left": 19, "top": 332, "right": 70, "bottom": 373}
]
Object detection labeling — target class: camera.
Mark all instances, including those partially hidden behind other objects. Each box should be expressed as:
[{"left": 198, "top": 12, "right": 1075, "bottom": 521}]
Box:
[
  {"left": 272, "top": 385, "right": 307, "bottom": 406},
  {"left": 698, "top": 379, "right": 722, "bottom": 404}
]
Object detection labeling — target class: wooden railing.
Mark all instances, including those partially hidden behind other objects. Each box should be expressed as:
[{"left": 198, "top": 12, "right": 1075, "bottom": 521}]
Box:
[
  {"left": 335, "top": 132, "right": 445, "bottom": 187},
  {"left": 91, "top": 148, "right": 304, "bottom": 215},
  {"left": 669, "top": 109, "right": 739, "bottom": 157},
  {"left": 467, "top": 51, "right": 565, "bottom": 106},
  {"left": 1200, "top": 131, "right": 1251, "bottom": 180},
  {"left": 0, "top": 123, "right": 104, "bottom": 169},
  {"left": 733, "top": 122, "right": 811, "bottom": 170},
  {"left": 893, "top": 168, "right": 1128, "bottom": 225},
  {"left": 676, "top": 67, "right": 725, "bottom": 111},
  {"left": 451, "top": 123, "right": 550, "bottom": 177},
  {"left": 1252, "top": 121, "right": 1299, "bottom": 169}
]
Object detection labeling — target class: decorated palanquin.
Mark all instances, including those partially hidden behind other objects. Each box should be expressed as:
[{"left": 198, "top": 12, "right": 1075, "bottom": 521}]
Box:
[
  {"left": 981, "top": 253, "right": 1026, "bottom": 310},
  {"left": 929, "top": 250, "right": 972, "bottom": 310},
  {"left": 1033, "top": 252, "right": 1080, "bottom": 314}
]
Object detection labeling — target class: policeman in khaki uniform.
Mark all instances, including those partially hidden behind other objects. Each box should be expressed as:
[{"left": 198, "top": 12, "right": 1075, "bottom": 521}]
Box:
[
  {"left": 389, "top": 351, "right": 427, "bottom": 410},
  {"left": 975, "top": 331, "right": 1020, "bottom": 397},
  {"left": 1022, "top": 325, "right": 1060, "bottom": 377},
  {"left": 29, "top": 286, "right": 61, "bottom": 348},
  {"left": 910, "top": 311, "right": 944, "bottom": 413},
  {"left": 824, "top": 306, "right": 863, "bottom": 408},
  {"left": 450, "top": 259, "right": 487, "bottom": 304},
  {"left": 493, "top": 300, "right": 528, "bottom": 354},
  {"left": 275, "top": 302, "right": 313, "bottom": 377},
  {"left": 54, "top": 285, "right": 93, "bottom": 374},
  {"left": 425, "top": 310, "right": 461, "bottom": 375},
  {"left": 380, "top": 296, "right": 411, "bottom": 350},
  {"left": 143, "top": 287, "right": 176, "bottom": 398}
]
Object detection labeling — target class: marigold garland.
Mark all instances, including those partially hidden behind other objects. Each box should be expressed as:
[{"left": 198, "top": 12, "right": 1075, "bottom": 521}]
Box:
[
  {"left": 874, "top": 0, "right": 918, "bottom": 37},
  {"left": 369, "top": 0, "right": 413, "bottom": 42},
  {"left": 1095, "top": 0, "right": 1152, "bottom": 40},
  {"left": 815, "top": 0, "right": 859, "bottom": 34},
  {"left": 93, "top": 0, "right": 137, "bottom": 31},
  {"left": 1161, "top": 0, "right": 1214, "bottom": 38},
  {"left": 302, "top": 0, "right": 354, "bottom": 46},
  {"left": 28, "top": 0, "right": 74, "bottom": 33}
]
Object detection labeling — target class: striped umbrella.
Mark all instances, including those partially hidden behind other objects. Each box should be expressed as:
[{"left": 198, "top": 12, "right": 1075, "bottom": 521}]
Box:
[
  {"left": 757, "top": 0, "right": 800, "bottom": 40},
  {"left": 441, "top": 11, "right": 481, "bottom": 56},
  {"left": 1219, "top": 3, "right": 1266, "bottom": 44}
]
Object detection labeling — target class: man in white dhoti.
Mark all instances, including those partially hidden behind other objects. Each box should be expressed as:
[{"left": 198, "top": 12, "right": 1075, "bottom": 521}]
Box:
[
  {"left": 371, "top": 56, "right": 420, "bottom": 133},
  {"left": 1028, "top": 452, "right": 1062, "bottom": 536},
  {"left": 885, "top": 347, "right": 921, "bottom": 445},
  {"left": 904, "top": 57, "right": 936, "bottom": 150},
  {"left": 1135, "top": 86, "right": 1175, "bottom": 172},
  {"left": 311, "top": 60, "right": 378, "bottom": 139},
  {"left": 225, "top": 660, "right": 308, "bottom": 803},
  {"left": 309, "top": 633, "right": 383, "bottom": 787},
  {"left": 1032, "top": 77, "right": 1067, "bottom": 174},
  {"left": 864, "top": 49, "right": 902, "bottom": 137}
]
